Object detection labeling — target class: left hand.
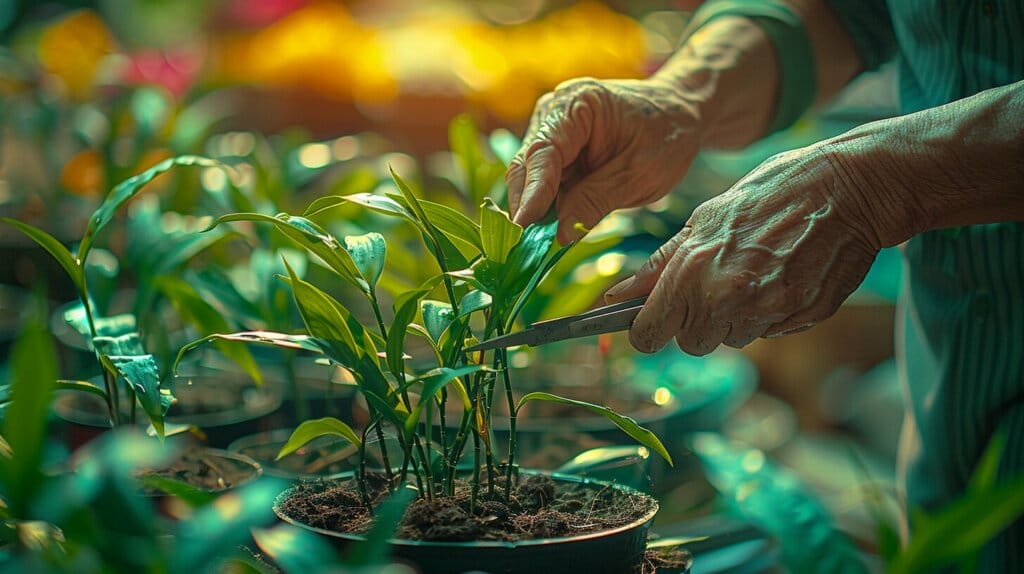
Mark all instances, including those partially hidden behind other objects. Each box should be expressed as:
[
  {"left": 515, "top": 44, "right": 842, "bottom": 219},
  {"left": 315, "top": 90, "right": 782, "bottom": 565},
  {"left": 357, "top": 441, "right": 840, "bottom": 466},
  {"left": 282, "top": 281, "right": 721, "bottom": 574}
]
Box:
[{"left": 604, "top": 141, "right": 883, "bottom": 355}]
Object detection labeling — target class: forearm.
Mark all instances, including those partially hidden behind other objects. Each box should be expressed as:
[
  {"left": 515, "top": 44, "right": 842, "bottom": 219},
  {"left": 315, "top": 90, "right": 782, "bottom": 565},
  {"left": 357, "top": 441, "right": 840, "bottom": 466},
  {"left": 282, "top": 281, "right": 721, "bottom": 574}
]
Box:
[
  {"left": 651, "top": 1, "right": 861, "bottom": 149},
  {"left": 827, "top": 80, "right": 1024, "bottom": 247}
]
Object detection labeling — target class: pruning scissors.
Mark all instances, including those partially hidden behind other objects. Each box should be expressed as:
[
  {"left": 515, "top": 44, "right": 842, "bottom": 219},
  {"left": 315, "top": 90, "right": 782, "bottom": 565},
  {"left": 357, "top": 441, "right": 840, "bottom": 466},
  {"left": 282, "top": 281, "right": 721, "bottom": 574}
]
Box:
[{"left": 464, "top": 296, "right": 648, "bottom": 352}]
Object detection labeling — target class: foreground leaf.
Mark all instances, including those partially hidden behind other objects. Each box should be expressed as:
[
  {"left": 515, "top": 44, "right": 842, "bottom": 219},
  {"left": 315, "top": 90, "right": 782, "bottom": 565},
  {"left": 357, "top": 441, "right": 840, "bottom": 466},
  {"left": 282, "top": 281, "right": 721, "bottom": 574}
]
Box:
[
  {"left": 480, "top": 198, "right": 522, "bottom": 264},
  {"left": 278, "top": 418, "right": 362, "bottom": 460},
  {"left": 516, "top": 392, "right": 672, "bottom": 466},
  {"left": 174, "top": 331, "right": 330, "bottom": 374}
]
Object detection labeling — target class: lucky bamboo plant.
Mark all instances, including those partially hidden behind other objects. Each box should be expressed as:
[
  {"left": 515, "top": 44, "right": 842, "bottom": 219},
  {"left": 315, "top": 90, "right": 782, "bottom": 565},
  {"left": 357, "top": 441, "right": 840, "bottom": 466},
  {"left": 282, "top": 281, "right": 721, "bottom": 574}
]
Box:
[{"left": 178, "top": 163, "right": 672, "bottom": 509}]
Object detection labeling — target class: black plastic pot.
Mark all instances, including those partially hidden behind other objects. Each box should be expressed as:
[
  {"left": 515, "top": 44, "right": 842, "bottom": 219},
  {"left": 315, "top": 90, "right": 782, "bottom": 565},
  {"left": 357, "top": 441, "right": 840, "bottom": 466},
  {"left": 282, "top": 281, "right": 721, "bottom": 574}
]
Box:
[
  {"left": 53, "top": 372, "right": 284, "bottom": 450},
  {"left": 269, "top": 471, "right": 660, "bottom": 574}
]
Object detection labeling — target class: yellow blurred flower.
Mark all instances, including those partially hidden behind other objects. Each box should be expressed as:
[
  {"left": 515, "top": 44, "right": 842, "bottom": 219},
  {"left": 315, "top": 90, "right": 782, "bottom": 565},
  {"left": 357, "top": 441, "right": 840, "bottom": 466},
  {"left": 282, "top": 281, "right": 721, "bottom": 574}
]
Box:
[{"left": 38, "top": 11, "right": 117, "bottom": 100}]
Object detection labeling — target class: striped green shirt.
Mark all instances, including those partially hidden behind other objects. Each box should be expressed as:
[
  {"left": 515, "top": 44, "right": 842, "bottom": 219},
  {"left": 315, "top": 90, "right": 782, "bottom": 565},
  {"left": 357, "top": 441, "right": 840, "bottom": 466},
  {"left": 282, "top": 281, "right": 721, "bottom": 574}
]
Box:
[{"left": 826, "top": 1, "right": 1024, "bottom": 569}]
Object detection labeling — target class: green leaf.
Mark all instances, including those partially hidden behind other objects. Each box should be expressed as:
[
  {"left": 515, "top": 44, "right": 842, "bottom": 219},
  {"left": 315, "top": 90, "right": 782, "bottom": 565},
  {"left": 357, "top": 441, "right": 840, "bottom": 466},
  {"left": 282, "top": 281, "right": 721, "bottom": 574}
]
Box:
[
  {"left": 1, "top": 296, "right": 58, "bottom": 515},
  {"left": 362, "top": 390, "right": 405, "bottom": 429},
  {"left": 155, "top": 277, "right": 263, "bottom": 385},
  {"left": 458, "top": 290, "right": 492, "bottom": 318},
  {"left": 346, "top": 487, "right": 415, "bottom": 566},
  {"left": 174, "top": 331, "right": 330, "bottom": 374},
  {"left": 212, "top": 212, "right": 367, "bottom": 293},
  {"left": 2, "top": 218, "right": 85, "bottom": 299},
  {"left": 507, "top": 238, "right": 575, "bottom": 327},
  {"left": 388, "top": 169, "right": 471, "bottom": 271},
  {"left": 137, "top": 475, "right": 218, "bottom": 507},
  {"left": 969, "top": 432, "right": 1004, "bottom": 493},
  {"left": 480, "top": 198, "right": 522, "bottom": 264},
  {"left": 890, "top": 478, "right": 1024, "bottom": 574},
  {"left": 80, "top": 155, "right": 226, "bottom": 264},
  {"left": 517, "top": 392, "right": 672, "bottom": 466},
  {"left": 55, "top": 379, "right": 109, "bottom": 400},
  {"left": 313, "top": 193, "right": 415, "bottom": 221},
  {"left": 387, "top": 284, "right": 436, "bottom": 377},
  {"left": 282, "top": 257, "right": 361, "bottom": 365},
  {"left": 277, "top": 418, "right": 362, "bottom": 460},
  {"left": 403, "top": 365, "right": 485, "bottom": 436},
  {"left": 93, "top": 332, "right": 146, "bottom": 357},
  {"left": 251, "top": 524, "right": 337, "bottom": 574},
  {"left": 421, "top": 300, "right": 454, "bottom": 343},
  {"left": 418, "top": 199, "right": 483, "bottom": 253},
  {"left": 344, "top": 233, "right": 386, "bottom": 290},
  {"left": 100, "top": 354, "right": 174, "bottom": 437}
]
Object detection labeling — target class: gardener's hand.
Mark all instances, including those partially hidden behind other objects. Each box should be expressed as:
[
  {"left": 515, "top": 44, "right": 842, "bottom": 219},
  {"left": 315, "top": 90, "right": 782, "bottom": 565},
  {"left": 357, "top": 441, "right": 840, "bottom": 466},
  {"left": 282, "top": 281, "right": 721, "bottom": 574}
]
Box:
[
  {"left": 506, "top": 77, "right": 704, "bottom": 244},
  {"left": 603, "top": 140, "right": 888, "bottom": 355}
]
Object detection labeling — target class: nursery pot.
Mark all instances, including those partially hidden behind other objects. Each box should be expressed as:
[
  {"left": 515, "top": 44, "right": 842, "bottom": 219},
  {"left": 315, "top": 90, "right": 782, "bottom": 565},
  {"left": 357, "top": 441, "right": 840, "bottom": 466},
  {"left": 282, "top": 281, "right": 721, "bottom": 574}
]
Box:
[
  {"left": 138, "top": 447, "right": 263, "bottom": 519},
  {"left": 269, "top": 471, "right": 659, "bottom": 574},
  {"left": 53, "top": 372, "right": 283, "bottom": 450}
]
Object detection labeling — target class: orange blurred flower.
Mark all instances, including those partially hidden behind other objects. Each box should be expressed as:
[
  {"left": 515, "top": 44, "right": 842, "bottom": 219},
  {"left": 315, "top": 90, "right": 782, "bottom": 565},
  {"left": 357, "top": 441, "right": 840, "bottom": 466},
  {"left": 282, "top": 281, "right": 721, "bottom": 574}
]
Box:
[
  {"left": 60, "top": 149, "right": 105, "bottom": 197},
  {"left": 38, "top": 11, "right": 116, "bottom": 100}
]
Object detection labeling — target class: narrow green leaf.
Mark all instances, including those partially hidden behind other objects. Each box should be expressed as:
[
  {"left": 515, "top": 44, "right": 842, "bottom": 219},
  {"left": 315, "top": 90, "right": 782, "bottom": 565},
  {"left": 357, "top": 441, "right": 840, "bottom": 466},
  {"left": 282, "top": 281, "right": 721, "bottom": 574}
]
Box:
[
  {"left": 388, "top": 167, "right": 431, "bottom": 225},
  {"left": 277, "top": 418, "right": 362, "bottom": 460},
  {"left": 1, "top": 296, "right": 58, "bottom": 515},
  {"left": 2, "top": 218, "right": 85, "bottom": 297},
  {"left": 458, "top": 290, "right": 492, "bottom": 318},
  {"left": 969, "top": 432, "right": 1004, "bottom": 493},
  {"left": 404, "top": 365, "right": 485, "bottom": 436},
  {"left": 93, "top": 332, "right": 146, "bottom": 357},
  {"left": 175, "top": 331, "right": 330, "bottom": 374},
  {"left": 891, "top": 478, "right": 1024, "bottom": 574},
  {"left": 344, "top": 233, "right": 386, "bottom": 290},
  {"left": 80, "top": 155, "right": 226, "bottom": 263},
  {"left": 418, "top": 199, "right": 483, "bottom": 253},
  {"left": 137, "top": 475, "right": 218, "bottom": 506},
  {"left": 317, "top": 193, "right": 415, "bottom": 222},
  {"left": 362, "top": 390, "right": 405, "bottom": 429},
  {"left": 421, "top": 300, "right": 454, "bottom": 343},
  {"left": 516, "top": 392, "right": 672, "bottom": 466},
  {"left": 212, "top": 212, "right": 366, "bottom": 293},
  {"left": 100, "top": 354, "right": 174, "bottom": 437},
  {"left": 480, "top": 198, "right": 522, "bottom": 264},
  {"left": 387, "top": 284, "right": 435, "bottom": 377},
  {"left": 282, "top": 257, "right": 361, "bottom": 365},
  {"left": 55, "top": 379, "right": 109, "bottom": 400},
  {"left": 346, "top": 487, "right": 415, "bottom": 566},
  {"left": 156, "top": 277, "right": 263, "bottom": 385}
]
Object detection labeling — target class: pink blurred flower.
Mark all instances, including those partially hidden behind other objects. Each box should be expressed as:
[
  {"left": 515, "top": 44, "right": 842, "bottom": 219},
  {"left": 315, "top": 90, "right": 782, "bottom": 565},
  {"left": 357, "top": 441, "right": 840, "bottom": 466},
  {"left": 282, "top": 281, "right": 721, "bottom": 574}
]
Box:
[
  {"left": 120, "top": 49, "right": 202, "bottom": 99},
  {"left": 224, "top": 0, "right": 307, "bottom": 27}
]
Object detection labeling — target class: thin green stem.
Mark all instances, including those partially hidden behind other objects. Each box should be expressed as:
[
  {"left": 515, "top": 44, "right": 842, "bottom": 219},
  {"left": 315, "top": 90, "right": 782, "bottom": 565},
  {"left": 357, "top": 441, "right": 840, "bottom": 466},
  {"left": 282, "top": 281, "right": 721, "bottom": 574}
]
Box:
[
  {"left": 373, "top": 420, "right": 394, "bottom": 483},
  {"left": 500, "top": 346, "right": 517, "bottom": 502}
]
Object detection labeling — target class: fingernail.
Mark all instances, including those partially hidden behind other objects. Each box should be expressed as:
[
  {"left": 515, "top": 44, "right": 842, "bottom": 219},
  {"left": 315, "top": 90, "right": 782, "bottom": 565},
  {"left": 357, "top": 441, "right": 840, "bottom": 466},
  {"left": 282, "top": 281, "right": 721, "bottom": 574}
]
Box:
[{"left": 604, "top": 277, "right": 634, "bottom": 301}]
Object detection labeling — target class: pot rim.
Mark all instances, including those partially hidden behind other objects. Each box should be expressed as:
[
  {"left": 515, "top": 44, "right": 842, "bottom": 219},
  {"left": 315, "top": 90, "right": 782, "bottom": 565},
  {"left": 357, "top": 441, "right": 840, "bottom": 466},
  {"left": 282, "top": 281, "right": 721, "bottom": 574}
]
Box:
[
  {"left": 142, "top": 447, "right": 264, "bottom": 497},
  {"left": 272, "top": 469, "right": 658, "bottom": 550},
  {"left": 52, "top": 378, "right": 283, "bottom": 429}
]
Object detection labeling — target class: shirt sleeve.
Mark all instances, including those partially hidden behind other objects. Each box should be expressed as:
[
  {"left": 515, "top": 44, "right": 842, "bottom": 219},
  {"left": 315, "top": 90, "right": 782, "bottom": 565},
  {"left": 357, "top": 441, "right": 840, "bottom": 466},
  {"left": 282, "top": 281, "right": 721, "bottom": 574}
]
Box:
[{"left": 824, "top": 0, "right": 897, "bottom": 72}]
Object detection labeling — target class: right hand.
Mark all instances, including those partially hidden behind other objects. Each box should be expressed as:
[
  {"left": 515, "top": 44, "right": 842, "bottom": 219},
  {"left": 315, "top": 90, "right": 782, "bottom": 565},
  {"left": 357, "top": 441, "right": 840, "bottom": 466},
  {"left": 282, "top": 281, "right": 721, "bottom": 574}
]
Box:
[{"left": 507, "top": 77, "right": 706, "bottom": 243}]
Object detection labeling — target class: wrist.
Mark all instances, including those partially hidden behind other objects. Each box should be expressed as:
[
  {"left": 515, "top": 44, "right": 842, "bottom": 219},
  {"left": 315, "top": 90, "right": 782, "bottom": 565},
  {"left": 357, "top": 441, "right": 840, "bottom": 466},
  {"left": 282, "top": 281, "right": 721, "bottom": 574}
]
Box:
[
  {"left": 650, "top": 16, "right": 778, "bottom": 149},
  {"left": 819, "top": 120, "right": 933, "bottom": 249}
]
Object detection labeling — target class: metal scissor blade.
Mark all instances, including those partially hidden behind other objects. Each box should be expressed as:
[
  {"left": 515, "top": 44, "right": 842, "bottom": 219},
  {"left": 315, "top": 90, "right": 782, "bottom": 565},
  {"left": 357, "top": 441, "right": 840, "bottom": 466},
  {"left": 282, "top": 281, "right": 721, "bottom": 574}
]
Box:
[
  {"left": 463, "top": 329, "right": 542, "bottom": 352},
  {"left": 567, "top": 304, "right": 644, "bottom": 339},
  {"left": 528, "top": 296, "right": 648, "bottom": 329}
]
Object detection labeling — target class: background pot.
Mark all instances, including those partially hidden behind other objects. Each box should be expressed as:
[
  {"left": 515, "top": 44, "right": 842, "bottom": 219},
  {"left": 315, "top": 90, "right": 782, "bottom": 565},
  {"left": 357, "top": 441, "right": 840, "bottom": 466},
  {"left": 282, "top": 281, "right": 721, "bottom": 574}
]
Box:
[
  {"left": 53, "top": 371, "right": 283, "bottom": 450},
  {"left": 269, "top": 471, "right": 660, "bottom": 574}
]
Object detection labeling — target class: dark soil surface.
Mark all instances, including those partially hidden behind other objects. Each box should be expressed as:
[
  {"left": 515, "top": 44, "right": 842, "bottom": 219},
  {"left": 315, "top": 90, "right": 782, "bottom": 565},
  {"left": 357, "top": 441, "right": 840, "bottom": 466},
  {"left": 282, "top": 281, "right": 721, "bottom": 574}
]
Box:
[
  {"left": 279, "top": 473, "right": 657, "bottom": 543},
  {"left": 138, "top": 448, "right": 257, "bottom": 493}
]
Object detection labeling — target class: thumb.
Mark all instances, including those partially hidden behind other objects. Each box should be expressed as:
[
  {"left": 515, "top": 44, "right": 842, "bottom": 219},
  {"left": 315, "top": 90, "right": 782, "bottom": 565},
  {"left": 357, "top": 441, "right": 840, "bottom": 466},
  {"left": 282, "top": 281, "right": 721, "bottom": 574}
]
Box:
[
  {"left": 604, "top": 226, "right": 691, "bottom": 303},
  {"left": 512, "top": 97, "right": 596, "bottom": 227}
]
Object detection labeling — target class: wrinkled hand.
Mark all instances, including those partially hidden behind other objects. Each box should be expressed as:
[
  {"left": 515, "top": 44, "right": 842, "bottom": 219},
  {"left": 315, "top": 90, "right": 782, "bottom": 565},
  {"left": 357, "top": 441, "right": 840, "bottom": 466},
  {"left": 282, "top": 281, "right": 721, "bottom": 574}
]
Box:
[
  {"left": 604, "top": 143, "right": 882, "bottom": 355},
  {"left": 507, "top": 77, "right": 704, "bottom": 244}
]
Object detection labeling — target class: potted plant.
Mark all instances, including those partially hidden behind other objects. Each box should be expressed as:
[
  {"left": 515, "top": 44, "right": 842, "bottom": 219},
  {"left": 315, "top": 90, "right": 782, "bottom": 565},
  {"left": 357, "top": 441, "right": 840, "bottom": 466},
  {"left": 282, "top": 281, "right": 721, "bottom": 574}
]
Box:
[
  {"left": 177, "top": 148, "right": 678, "bottom": 572},
  {"left": 1, "top": 155, "right": 263, "bottom": 493}
]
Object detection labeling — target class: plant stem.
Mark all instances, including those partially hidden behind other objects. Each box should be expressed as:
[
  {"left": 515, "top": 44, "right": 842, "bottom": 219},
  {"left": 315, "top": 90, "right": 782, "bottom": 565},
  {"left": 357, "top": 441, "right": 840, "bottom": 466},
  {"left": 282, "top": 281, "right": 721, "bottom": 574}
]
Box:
[
  {"left": 285, "top": 351, "right": 307, "bottom": 422},
  {"left": 368, "top": 290, "right": 389, "bottom": 340},
  {"left": 357, "top": 425, "right": 372, "bottom": 509},
  {"left": 500, "top": 346, "right": 517, "bottom": 502},
  {"left": 374, "top": 422, "right": 394, "bottom": 483}
]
